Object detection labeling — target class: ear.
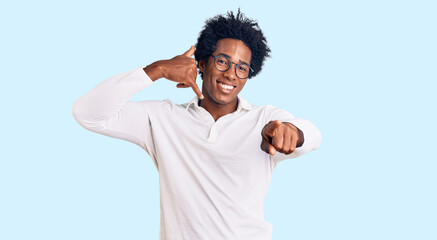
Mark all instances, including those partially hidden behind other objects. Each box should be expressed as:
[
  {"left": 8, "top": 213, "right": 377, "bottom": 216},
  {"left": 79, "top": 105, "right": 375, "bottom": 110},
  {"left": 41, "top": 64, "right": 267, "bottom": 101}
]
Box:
[{"left": 198, "top": 60, "right": 205, "bottom": 73}]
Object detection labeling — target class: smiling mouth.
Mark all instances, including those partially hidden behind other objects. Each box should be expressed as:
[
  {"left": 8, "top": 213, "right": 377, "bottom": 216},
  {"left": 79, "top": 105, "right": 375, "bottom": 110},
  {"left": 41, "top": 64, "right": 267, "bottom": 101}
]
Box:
[{"left": 217, "top": 81, "right": 236, "bottom": 93}]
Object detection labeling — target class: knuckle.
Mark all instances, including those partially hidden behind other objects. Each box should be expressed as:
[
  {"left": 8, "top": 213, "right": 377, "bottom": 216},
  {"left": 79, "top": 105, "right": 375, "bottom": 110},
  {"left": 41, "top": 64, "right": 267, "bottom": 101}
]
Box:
[{"left": 275, "top": 143, "right": 283, "bottom": 150}]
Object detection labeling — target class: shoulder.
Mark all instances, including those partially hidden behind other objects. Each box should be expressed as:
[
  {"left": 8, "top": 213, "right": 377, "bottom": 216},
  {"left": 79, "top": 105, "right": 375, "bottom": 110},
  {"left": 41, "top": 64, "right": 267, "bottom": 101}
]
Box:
[
  {"left": 256, "top": 104, "right": 296, "bottom": 122},
  {"left": 238, "top": 98, "right": 286, "bottom": 123},
  {"left": 239, "top": 98, "right": 284, "bottom": 113},
  {"left": 137, "top": 99, "right": 187, "bottom": 113},
  {"left": 246, "top": 101, "right": 284, "bottom": 115}
]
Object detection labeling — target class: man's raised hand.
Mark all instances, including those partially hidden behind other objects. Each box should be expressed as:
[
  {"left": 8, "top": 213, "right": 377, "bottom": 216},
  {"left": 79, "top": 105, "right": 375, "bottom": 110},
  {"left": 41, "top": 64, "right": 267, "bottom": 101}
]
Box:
[
  {"left": 261, "top": 120, "right": 302, "bottom": 155},
  {"left": 144, "top": 46, "right": 204, "bottom": 99}
]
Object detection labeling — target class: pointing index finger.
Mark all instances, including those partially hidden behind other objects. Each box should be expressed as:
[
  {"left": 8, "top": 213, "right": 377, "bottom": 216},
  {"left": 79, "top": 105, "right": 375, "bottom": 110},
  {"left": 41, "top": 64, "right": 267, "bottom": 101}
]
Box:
[{"left": 264, "top": 120, "right": 282, "bottom": 137}]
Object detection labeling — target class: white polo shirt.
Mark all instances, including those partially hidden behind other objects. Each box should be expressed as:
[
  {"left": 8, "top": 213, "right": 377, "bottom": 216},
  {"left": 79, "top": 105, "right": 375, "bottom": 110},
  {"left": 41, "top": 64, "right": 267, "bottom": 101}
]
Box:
[{"left": 73, "top": 67, "right": 321, "bottom": 240}]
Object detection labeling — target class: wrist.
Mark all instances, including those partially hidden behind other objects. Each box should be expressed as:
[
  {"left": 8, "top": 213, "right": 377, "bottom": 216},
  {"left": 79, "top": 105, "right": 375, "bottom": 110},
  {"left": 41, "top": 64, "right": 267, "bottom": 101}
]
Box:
[{"left": 143, "top": 61, "right": 165, "bottom": 82}]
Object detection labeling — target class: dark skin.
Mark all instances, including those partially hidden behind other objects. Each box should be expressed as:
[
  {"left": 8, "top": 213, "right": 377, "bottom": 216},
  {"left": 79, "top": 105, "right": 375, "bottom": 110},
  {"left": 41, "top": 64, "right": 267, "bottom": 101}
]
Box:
[
  {"left": 197, "top": 39, "right": 250, "bottom": 120},
  {"left": 143, "top": 38, "right": 303, "bottom": 155}
]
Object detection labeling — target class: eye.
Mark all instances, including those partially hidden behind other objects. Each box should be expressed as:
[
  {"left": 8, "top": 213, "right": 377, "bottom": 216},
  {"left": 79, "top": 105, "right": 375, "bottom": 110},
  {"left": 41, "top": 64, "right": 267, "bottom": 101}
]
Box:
[
  {"left": 216, "top": 56, "right": 229, "bottom": 66},
  {"left": 217, "top": 59, "right": 227, "bottom": 65},
  {"left": 238, "top": 65, "right": 248, "bottom": 72}
]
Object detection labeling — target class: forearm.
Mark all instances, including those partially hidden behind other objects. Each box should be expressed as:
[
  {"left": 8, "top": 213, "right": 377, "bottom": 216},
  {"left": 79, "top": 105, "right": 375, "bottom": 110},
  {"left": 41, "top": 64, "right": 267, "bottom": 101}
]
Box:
[{"left": 72, "top": 67, "right": 152, "bottom": 130}]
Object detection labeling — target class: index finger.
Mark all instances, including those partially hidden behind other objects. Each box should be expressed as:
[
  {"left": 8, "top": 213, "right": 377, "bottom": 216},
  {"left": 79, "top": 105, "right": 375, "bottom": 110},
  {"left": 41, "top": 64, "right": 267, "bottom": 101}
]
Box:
[{"left": 263, "top": 120, "right": 282, "bottom": 137}]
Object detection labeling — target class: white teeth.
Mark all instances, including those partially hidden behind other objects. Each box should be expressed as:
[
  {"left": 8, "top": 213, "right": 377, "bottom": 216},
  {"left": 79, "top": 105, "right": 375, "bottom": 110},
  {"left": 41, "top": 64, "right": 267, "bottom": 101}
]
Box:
[{"left": 218, "top": 82, "right": 234, "bottom": 90}]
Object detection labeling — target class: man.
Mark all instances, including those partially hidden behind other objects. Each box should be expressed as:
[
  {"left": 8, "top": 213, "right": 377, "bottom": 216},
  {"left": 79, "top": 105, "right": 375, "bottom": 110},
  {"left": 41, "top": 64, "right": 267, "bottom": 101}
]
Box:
[{"left": 73, "top": 10, "right": 321, "bottom": 240}]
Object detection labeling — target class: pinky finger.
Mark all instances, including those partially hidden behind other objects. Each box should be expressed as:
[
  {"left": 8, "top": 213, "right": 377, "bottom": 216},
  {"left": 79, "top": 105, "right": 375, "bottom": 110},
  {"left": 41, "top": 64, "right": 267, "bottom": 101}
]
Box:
[
  {"left": 190, "top": 81, "right": 204, "bottom": 99},
  {"left": 289, "top": 136, "right": 298, "bottom": 153}
]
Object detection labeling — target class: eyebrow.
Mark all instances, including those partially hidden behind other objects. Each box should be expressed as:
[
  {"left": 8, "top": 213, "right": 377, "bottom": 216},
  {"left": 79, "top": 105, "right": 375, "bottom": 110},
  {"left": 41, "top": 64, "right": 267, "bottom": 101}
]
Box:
[{"left": 218, "top": 53, "right": 250, "bottom": 66}]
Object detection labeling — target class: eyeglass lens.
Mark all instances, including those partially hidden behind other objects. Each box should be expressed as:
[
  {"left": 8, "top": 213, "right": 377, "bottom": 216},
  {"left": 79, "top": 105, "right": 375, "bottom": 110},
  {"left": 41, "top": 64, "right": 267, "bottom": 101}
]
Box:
[{"left": 214, "top": 55, "right": 250, "bottom": 79}]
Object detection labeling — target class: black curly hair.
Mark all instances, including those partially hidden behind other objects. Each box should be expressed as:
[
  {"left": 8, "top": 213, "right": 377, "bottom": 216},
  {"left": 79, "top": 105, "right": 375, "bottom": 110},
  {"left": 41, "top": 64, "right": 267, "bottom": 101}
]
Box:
[{"left": 194, "top": 9, "right": 271, "bottom": 79}]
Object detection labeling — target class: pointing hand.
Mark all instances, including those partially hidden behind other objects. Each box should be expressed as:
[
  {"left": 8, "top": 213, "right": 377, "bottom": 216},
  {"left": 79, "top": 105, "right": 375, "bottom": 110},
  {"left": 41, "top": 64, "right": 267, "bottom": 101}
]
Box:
[{"left": 261, "top": 120, "right": 301, "bottom": 155}]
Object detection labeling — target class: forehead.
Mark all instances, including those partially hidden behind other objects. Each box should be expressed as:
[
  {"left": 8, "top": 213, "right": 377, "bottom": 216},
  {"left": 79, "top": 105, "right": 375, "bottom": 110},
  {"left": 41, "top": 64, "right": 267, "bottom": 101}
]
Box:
[{"left": 213, "top": 38, "right": 252, "bottom": 64}]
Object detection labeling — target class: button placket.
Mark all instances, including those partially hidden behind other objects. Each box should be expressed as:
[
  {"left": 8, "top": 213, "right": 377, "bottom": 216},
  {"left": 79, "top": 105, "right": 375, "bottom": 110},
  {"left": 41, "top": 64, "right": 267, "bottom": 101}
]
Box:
[
  {"left": 208, "top": 123, "right": 218, "bottom": 142},
  {"left": 196, "top": 106, "right": 215, "bottom": 124}
]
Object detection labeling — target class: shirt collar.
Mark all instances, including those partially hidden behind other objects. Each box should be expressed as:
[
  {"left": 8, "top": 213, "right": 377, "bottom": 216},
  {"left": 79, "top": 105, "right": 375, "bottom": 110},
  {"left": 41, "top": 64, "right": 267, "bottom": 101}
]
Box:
[{"left": 185, "top": 96, "right": 255, "bottom": 111}]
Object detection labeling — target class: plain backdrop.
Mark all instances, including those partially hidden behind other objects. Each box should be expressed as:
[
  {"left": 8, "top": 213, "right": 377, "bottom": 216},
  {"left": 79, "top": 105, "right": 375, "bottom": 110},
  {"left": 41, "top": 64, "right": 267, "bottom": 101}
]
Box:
[{"left": 1, "top": 0, "right": 436, "bottom": 239}]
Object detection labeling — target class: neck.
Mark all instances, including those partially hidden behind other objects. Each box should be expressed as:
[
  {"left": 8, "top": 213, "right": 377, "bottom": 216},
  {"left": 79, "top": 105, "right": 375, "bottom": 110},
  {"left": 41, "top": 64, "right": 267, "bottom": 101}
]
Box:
[{"left": 199, "top": 97, "right": 238, "bottom": 121}]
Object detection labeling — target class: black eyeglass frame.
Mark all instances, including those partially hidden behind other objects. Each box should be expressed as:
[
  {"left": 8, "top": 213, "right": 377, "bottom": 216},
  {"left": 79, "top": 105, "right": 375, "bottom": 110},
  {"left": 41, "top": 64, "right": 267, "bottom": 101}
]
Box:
[{"left": 210, "top": 54, "right": 254, "bottom": 79}]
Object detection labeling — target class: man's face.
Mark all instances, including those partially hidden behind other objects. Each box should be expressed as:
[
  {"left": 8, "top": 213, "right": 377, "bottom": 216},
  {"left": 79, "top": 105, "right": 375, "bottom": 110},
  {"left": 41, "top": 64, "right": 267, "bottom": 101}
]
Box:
[{"left": 199, "top": 38, "right": 252, "bottom": 106}]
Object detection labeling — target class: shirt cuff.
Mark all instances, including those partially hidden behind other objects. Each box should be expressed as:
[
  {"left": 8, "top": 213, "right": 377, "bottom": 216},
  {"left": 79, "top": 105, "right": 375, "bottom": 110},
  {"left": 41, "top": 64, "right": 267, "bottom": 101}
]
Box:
[
  {"left": 287, "top": 118, "right": 322, "bottom": 153},
  {"left": 134, "top": 66, "right": 154, "bottom": 87}
]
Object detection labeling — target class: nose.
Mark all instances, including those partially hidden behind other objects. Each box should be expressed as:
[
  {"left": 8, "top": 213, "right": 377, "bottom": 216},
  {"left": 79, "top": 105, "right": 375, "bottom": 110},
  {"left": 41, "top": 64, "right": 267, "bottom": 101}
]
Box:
[{"left": 223, "top": 63, "right": 237, "bottom": 80}]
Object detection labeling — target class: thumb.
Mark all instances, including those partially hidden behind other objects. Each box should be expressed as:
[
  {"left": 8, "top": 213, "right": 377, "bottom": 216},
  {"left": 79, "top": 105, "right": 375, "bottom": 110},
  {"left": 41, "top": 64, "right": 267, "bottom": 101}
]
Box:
[
  {"left": 261, "top": 138, "right": 277, "bottom": 155},
  {"left": 182, "top": 45, "right": 195, "bottom": 57},
  {"left": 269, "top": 144, "right": 277, "bottom": 155}
]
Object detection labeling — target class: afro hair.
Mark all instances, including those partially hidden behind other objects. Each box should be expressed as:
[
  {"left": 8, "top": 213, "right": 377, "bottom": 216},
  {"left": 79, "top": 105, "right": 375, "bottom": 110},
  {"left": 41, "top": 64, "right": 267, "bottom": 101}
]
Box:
[{"left": 194, "top": 9, "right": 271, "bottom": 79}]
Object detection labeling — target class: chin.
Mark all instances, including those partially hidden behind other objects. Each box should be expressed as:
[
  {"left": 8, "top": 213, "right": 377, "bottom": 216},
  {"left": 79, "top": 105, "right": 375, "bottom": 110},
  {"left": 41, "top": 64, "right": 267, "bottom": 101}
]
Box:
[{"left": 211, "top": 94, "right": 238, "bottom": 105}]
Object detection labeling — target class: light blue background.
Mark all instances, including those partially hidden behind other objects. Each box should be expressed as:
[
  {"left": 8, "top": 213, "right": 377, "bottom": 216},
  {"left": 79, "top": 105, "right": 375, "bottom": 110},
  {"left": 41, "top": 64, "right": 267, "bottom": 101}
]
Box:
[{"left": 1, "top": 0, "right": 436, "bottom": 239}]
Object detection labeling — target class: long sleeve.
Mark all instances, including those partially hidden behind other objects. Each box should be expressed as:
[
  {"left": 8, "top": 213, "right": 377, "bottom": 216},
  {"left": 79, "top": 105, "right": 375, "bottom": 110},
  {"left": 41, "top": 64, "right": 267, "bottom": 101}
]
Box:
[
  {"left": 265, "top": 105, "right": 322, "bottom": 163},
  {"left": 72, "top": 67, "right": 154, "bottom": 152}
]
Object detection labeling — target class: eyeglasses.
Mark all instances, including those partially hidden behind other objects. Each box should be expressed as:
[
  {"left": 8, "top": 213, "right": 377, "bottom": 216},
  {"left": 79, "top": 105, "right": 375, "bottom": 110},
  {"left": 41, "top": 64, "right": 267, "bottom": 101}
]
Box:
[{"left": 211, "top": 54, "right": 253, "bottom": 79}]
